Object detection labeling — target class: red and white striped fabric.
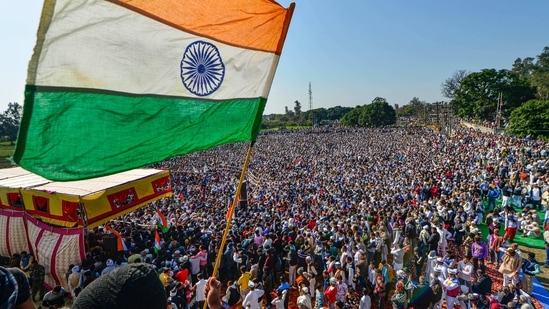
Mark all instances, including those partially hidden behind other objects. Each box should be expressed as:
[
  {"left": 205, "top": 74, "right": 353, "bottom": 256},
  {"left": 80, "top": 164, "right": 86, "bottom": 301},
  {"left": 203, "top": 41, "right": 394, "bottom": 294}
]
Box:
[
  {"left": 25, "top": 215, "right": 85, "bottom": 289},
  {"left": 0, "top": 208, "right": 30, "bottom": 258}
]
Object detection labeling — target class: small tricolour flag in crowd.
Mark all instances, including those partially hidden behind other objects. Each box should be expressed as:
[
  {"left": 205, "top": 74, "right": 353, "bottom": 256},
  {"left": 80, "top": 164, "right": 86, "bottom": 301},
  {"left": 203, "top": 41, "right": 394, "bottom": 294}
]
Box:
[
  {"left": 14, "top": 0, "right": 295, "bottom": 181},
  {"left": 154, "top": 230, "right": 162, "bottom": 254},
  {"left": 105, "top": 225, "right": 128, "bottom": 252},
  {"left": 226, "top": 194, "right": 239, "bottom": 220},
  {"left": 156, "top": 208, "right": 170, "bottom": 233}
]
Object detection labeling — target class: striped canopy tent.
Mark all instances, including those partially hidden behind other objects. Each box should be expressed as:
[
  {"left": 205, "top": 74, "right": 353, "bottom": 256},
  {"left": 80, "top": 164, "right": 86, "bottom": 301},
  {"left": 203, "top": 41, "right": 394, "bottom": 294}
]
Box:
[{"left": 0, "top": 167, "right": 172, "bottom": 289}]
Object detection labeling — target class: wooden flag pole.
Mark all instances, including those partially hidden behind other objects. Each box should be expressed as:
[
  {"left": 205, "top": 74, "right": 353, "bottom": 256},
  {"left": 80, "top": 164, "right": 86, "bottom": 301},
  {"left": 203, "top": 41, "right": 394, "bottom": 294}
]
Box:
[{"left": 204, "top": 142, "right": 254, "bottom": 309}]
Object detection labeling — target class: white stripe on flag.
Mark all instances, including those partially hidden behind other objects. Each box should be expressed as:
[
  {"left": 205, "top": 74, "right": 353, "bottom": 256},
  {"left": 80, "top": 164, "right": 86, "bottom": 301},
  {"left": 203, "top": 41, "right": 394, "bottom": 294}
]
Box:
[{"left": 34, "top": 0, "right": 277, "bottom": 99}]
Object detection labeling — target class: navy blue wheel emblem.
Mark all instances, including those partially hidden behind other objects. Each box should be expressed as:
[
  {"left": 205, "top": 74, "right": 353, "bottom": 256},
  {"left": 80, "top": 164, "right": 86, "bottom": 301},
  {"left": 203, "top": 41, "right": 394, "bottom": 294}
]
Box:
[{"left": 181, "top": 41, "right": 225, "bottom": 96}]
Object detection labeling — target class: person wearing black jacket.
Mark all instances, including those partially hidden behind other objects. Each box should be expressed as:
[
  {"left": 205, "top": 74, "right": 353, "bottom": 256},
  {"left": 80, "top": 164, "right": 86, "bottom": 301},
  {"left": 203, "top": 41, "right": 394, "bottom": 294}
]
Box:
[
  {"left": 513, "top": 183, "right": 523, "bottom": 208},
  {"left": 502, "top": 182, "right": 513, "bottom": 208},
  {"left": 222, "top": 243, "right": 236, "bottom": 281},
  {"left": 453, "top": 216, "right": 466, "bottom": 246},
  {"left": 256, "top": 248, "right": 267, "bottom": 282},
  {"left": 498, "top": 287, "right": 514, "bottom": 308},
  {"left": 428, "top": 226, "right": 440, "bottom": 252},
  {"left": 404, "top": 219, "right": 417, "bottom": 248},
  {"left": 471, "top": 269, "right": 492, "bottom": 296}
]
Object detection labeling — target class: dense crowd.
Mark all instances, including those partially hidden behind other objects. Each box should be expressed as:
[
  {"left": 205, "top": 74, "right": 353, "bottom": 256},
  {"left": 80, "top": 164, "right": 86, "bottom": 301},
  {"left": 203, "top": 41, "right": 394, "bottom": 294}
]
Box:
[{"left": 3, "top": 124, "right": 549, "bottom": 309}]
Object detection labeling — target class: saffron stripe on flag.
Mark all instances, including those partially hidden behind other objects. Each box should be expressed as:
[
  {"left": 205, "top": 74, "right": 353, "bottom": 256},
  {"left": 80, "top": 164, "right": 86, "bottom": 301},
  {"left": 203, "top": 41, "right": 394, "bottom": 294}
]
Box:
[{"left": 111, "top": 0, "right": 292, "bottom": 53}]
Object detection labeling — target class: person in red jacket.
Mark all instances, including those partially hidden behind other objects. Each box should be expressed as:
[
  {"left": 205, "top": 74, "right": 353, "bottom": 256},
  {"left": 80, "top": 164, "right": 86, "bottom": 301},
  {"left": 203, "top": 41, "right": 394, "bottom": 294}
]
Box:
[
  {"left": 373, "top": 269, "right": 386, "bottom": 309},
  {"left": 174, "top": 257, "right": 190, "bottom": 283},
  {"left": 324, "top": 277, "right": 337, "bottom": 309}
]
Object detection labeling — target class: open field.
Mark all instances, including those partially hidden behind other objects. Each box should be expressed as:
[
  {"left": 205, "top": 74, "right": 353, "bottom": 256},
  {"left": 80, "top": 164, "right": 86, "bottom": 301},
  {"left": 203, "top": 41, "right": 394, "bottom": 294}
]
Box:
[
  {"left": 0, "top": 143, "right": 15, "bottom": 168},
  {"left": 0, "top": 142, "right": 14, "bottom": 158}
]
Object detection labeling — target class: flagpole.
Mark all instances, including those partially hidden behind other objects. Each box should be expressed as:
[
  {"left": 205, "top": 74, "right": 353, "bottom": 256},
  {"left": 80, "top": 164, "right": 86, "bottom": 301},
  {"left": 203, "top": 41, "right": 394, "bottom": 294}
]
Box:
[{"left": 204, "top": 142, "right": 254, "bottom": 309}]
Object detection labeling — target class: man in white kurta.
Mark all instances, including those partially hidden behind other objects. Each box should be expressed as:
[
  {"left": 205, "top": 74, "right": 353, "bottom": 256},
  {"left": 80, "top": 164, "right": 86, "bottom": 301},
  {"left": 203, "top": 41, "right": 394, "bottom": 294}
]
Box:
[{"left": 242, "top": 282, "right": 265, "bottom": 309}]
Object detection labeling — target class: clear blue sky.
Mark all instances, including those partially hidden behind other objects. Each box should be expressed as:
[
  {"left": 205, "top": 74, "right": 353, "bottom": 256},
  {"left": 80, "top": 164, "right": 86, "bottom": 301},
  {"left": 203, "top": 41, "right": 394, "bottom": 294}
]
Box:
[{"left": 2, "top": 0, "right": 548, "bottom": 115}]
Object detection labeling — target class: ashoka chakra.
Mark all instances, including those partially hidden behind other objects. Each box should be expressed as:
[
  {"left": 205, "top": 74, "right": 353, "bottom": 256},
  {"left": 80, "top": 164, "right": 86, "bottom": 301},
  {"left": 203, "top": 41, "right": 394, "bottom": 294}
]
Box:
[{"left": 181, "top": 41, "right": 225, "bottom": 96}]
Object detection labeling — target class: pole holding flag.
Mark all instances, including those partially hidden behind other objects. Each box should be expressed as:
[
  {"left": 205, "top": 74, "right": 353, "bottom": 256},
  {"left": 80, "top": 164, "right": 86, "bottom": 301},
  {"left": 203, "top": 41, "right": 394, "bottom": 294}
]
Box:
[
  {"left": 211, "top": 143, "right": 254, "bottom": 277},
  {"left": 202, "top": 143, "right": 255, "bottom": 309}
]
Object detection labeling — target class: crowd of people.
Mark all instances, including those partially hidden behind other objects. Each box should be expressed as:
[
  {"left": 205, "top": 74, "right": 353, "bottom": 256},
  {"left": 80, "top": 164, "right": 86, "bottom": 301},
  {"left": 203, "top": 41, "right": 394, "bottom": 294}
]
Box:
[{"left": 2, "top": 124, "right": 549, "bottom": 309}]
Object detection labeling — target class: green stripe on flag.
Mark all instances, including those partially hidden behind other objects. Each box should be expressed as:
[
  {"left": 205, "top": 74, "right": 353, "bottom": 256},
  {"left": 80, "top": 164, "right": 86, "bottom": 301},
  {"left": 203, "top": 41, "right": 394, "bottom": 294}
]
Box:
[
  {"left": 14, "top": 87, "right": 266, "bottom": 180},
  {"left": 157, "top": 222, "right": 170, "bottom": 233}
]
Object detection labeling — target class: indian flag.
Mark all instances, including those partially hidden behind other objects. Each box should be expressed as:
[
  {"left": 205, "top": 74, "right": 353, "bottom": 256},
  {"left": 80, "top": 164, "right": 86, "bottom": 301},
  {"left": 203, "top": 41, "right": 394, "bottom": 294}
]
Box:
[
  {"left": 156, "top": 208, "right": 169, "bottom": 233},
  {"left": 154, "top": 230, "right": 162, "bottom": 253},
  {"left": 105, "top": 225, "right": 128, "bottom": 252},
  {"left": 14, "top": 0, "right": 295, "bottom": 181}
]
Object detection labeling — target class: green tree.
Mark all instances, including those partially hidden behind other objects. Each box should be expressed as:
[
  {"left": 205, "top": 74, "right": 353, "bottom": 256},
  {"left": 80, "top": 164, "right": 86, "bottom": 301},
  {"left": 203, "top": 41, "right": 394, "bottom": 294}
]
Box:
[
  {"left": 409, "top": 97, "right": 428, "bottom": 120},
  {"left": 286, "top": 109, "right": 295, "bottom": 118},
  {"left": 531, "top": 46, "right": 549, "bottom": 100},
  {"left": 506, "top": 99, "right": 549, "bottom": 139},
  {"left": 451, "top": 69, "right": 535, "bottom": 120},
  {"left": 326, "top": 106, "right": 352, "bottom": 120},
  {"left": 340, "top": 106, "right": 363, "bottom": 126},
  {"left": 441, "top": 69, "right": 469, "bottom": 99},
  {"left": 396, "top": 104, "right": 414, "bottom": 117},
  {"left": 359, "top": 100, "right": 395, "bottom": 127},
  {"left": 341, "top": 98, "right": 396, "bottom": 127},
  {"left": 511, "top": 57, "right": 535, "bottom": 82},
  {"left": 310, "top": 108, "right": 327, "bottom": 120},
  {"left": 302, "top": 108, "right": 324, "bottom": 126},
  {"left": 0, "top": 102, "right": 22, "bottom": 144},
  {"left": 397, "top": 97, "right": 429, "bottom": 121},
  {"left": 294, "top": 100, "right": 302, "bottom": 116},
  {"left": 278, "top": 114, "right": 289, "bottom": 123}
]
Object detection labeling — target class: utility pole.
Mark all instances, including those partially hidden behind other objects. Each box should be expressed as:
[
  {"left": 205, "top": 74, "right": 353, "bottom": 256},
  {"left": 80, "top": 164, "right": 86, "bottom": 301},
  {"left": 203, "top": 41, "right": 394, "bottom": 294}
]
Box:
[
  {"left": 308, "top": 82, "right": 313, "bottom": 127},
  {"left": 441, "top": 103, "right": 445, "bottom": 134},
  {"left": 423, "top": 104, "right": 427, "bottom": 126},
  {"left": 448, "top": 103, "right": 452, "bottom": 136},
  {"left": 442, "top": 102, "right": 450, "bottom": 135},
  {"left": 495, "top": 91, "right": 503, "bottom": 129},
  {"left": 433, "top": 102, "right": 441, "bottom": 131}
]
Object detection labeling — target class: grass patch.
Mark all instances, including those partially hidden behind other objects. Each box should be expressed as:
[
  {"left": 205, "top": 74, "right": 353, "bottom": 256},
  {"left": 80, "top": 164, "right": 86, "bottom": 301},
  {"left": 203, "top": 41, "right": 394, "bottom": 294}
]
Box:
[{"left": 0, "top": 143, "right": 15, "bottom": 158}]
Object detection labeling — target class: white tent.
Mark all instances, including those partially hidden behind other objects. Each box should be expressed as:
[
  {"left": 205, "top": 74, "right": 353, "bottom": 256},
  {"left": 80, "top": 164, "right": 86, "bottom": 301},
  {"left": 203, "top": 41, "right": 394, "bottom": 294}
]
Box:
[{"left": 0, "top": 167, "right": 172, "bottom": 288}]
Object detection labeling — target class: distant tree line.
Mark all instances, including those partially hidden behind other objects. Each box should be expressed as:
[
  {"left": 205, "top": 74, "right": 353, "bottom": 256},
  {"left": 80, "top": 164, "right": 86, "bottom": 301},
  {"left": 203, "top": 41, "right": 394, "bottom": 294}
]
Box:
[
  {"left": 263, "top": 46, "right": 549, "bottom": 139},
  {"left": 0, "top": 102, "right": 22, "bottom": 144},
  {"left": 262, "top": 102, "right": 353, "bottom": 128},
  {"left": 340, "top": 97, "right": 396, "bottom": 127}
]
